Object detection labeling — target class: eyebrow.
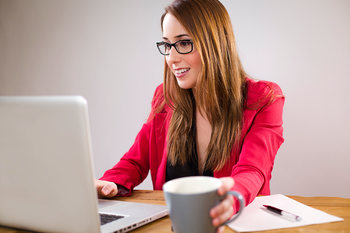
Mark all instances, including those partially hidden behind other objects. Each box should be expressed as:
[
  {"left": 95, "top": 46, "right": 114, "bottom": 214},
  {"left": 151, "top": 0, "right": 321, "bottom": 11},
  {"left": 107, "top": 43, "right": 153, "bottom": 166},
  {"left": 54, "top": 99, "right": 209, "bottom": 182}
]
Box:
[{"left": 162, "top": 34, "right": 190, "bottom": 40}]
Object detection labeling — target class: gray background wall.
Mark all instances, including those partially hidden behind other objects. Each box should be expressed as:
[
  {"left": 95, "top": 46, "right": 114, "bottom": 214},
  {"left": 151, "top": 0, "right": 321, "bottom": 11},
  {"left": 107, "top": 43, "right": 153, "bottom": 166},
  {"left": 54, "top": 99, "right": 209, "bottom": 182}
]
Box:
[{"left": 1, "top": 0, "right": 349, "bottom": 198}]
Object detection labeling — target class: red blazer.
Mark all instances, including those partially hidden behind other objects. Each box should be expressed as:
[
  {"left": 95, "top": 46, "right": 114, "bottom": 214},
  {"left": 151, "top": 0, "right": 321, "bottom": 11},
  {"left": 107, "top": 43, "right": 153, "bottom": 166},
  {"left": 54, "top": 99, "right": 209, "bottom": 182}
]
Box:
[{"left": 100, "top": 78, "right": 285, "bottom": 208}]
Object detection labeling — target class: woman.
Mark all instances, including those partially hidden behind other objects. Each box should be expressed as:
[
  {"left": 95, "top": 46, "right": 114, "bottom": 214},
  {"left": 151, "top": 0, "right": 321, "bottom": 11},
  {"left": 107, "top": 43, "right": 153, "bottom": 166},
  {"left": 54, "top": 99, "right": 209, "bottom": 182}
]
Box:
[{"left": 96, "top": 0, "right": 284, "bottom": 231}]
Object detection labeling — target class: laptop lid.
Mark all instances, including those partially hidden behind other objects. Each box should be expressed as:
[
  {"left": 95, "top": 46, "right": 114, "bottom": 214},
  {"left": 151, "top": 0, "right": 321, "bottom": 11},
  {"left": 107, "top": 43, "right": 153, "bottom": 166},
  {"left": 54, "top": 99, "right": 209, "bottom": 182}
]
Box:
[{"left": 0, "top": 96, "right": 168, "bottom": 233}]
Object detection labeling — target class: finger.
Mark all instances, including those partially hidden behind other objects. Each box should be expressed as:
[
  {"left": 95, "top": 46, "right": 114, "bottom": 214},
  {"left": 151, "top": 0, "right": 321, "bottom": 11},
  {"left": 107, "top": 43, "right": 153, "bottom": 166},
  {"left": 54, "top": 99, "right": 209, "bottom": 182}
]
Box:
[
  {"left": 216, "top": 226, "right": 225, "bottom": 233},
  {"left": 218, "top": 177, "right": 234, "bottom": 195},
  {"left": 95, "top": 180, "right": 118, "bottom": 198},
  {"left": 212, "top": 204, "right": 234, "bottom": 227},
  {"left": 101, "top": 182, "right": 118, "bottom": 197},
  {"left": 102, "top": 183, "right": 111, "bottom": 195},
  {"left": 211, "top": 194, "right": 234, "bottom": 217},
  {"left": 211, "top": 195, "right": 234, "bottom": 226}
]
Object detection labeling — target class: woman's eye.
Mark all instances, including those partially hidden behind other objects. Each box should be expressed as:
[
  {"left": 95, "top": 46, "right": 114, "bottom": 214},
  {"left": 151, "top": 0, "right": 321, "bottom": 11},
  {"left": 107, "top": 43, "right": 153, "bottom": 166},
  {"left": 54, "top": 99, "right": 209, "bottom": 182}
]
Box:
[
  {"left": 164, "top": 43, "right": 171, "bottom": 49},
  {"left": 180, "top": 41, "right": 191, "bottom": 47}
]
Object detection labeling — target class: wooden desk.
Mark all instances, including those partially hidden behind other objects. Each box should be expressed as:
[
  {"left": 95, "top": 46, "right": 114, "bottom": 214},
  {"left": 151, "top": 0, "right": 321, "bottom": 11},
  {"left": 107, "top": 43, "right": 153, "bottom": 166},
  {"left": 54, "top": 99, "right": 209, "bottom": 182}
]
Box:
[{"left": 0, "top": 190, "right": 349, "bottom": 233}]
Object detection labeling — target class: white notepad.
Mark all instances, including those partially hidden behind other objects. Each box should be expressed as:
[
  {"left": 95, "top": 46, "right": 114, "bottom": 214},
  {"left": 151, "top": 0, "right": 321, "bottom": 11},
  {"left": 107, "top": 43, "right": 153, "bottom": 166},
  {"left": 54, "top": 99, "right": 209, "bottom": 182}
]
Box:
[{"left": 228, "top": 194, "right": 343, "bottom": 232}]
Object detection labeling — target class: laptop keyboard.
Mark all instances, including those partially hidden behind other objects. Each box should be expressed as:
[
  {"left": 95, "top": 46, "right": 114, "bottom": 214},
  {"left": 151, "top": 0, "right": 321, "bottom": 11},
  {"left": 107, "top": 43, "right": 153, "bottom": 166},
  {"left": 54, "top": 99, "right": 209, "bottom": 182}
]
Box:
[{"left": 99, "top": 213, "right": 125, "bottom": 225}]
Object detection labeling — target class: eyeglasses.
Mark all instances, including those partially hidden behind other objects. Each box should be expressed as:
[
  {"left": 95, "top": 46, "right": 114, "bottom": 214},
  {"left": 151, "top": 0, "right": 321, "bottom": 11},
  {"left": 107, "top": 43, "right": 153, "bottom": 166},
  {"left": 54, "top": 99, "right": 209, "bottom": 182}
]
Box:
[{"left": 156, "top": 39, "right": 194, "bottom": 55}]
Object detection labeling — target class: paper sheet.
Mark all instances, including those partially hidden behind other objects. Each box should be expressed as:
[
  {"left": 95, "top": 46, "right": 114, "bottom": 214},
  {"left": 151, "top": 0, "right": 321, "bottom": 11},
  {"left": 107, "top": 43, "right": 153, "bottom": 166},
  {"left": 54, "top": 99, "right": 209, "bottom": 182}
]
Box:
[{"left": 228, "top": 194, "right": 343, "bottom": 232}]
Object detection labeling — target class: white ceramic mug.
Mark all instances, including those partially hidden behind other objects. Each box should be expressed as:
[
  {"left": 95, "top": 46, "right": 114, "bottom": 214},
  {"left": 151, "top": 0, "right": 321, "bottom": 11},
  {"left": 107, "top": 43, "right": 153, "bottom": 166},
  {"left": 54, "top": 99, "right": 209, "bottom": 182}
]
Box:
[{"left": 163, "top": 176, "right": 245, "bottom": 233}]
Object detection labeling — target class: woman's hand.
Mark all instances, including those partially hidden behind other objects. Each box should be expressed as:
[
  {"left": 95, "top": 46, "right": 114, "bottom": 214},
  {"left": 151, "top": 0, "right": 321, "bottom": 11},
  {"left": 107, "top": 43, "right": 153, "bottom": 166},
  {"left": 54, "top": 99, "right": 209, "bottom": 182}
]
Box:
[
  {"left": 210, "top": 177, "right": 235, "bottom": 233},
  {"left": 95, "top": 179, "right": 118, "bottom": 198}
]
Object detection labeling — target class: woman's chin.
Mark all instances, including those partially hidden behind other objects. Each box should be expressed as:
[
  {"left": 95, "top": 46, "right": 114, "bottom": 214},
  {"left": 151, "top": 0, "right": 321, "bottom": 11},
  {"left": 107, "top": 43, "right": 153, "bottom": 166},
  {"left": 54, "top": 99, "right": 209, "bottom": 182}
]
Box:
[{"left": 176, "top": 80, "right": 196, "bottom": 90}]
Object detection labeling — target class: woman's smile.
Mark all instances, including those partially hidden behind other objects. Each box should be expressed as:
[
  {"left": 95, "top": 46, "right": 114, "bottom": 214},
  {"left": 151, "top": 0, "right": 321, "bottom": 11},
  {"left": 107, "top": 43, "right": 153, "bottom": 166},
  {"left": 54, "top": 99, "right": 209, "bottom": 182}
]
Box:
[{"left": 174, "top": 68, "right": 190, "bottom": 78}]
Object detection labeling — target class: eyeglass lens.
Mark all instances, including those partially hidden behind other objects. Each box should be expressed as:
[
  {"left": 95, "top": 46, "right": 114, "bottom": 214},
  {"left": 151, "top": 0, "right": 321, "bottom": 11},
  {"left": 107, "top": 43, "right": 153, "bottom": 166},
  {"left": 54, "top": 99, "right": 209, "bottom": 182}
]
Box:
[{"left": 157, "top": 40, "right": 193, "bottom": 55}]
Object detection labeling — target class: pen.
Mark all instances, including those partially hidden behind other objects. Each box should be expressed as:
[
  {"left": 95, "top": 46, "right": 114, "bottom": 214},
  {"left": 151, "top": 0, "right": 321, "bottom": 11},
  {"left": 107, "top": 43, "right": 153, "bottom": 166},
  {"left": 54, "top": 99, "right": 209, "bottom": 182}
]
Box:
[{"left": 263, "top": 205, "right": 302, "bottom": 221}]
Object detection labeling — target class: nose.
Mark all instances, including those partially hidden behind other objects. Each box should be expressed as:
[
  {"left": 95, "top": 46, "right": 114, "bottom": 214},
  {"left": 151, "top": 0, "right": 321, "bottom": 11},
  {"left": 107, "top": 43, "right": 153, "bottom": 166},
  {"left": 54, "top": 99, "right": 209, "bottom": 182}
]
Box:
[{"left": 166, "top": 46, "right": 181, "bottom": 65}]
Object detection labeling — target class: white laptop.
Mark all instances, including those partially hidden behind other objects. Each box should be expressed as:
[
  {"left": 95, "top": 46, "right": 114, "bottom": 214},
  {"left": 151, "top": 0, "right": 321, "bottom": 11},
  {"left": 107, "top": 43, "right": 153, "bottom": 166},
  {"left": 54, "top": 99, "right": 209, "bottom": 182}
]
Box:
[{"left": 0, "top": 96, "right": 168, "bottom": 233}]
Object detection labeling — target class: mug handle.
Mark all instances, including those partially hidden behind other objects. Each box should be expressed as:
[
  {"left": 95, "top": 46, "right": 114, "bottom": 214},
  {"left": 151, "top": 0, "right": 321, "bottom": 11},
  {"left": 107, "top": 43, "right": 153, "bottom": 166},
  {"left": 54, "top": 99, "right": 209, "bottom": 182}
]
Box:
[{"left": 220, "top": 191, "right": 245, "bottom": 225}]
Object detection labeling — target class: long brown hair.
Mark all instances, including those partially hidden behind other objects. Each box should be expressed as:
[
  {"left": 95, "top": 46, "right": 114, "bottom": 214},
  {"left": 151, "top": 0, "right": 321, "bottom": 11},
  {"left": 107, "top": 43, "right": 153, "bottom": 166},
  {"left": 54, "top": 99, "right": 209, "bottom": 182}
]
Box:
[{"left": 159, "top": 0, "right": 247, "bottom": 171}]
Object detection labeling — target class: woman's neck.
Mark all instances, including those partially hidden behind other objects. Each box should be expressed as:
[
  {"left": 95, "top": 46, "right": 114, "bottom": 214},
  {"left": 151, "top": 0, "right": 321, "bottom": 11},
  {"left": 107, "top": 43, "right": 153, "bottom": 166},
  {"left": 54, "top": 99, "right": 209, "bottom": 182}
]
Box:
[{"left": 195, "top": 107, "right": 212, "bottom": 175}]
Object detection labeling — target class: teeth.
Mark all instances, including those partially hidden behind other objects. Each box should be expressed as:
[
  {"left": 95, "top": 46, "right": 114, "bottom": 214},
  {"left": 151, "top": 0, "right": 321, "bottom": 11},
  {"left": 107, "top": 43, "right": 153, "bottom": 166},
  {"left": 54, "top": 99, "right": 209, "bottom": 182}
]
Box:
[{"left": 175, "top": 68, "right": 189, "bottom": 74}]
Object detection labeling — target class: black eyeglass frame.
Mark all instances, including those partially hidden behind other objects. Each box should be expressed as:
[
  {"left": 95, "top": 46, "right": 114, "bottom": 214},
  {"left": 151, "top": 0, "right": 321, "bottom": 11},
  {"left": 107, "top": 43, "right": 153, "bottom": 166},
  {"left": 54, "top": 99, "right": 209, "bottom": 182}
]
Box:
[{"left": 156, "top": 39, "right": 194, "bottom": 56}]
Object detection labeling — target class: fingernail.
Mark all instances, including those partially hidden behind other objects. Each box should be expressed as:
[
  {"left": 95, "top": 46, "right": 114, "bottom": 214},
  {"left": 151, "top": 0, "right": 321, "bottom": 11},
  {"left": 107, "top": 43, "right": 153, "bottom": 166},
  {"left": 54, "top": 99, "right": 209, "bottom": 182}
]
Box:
[
  {"left": 102, "top": 186, "right": 110, "bottom": 194},
  {"left": 210, "top": 209, "right": 217, "bottom": 218},
  {"left": 212, "top": 218, "right": 219, "bottom": 227}
]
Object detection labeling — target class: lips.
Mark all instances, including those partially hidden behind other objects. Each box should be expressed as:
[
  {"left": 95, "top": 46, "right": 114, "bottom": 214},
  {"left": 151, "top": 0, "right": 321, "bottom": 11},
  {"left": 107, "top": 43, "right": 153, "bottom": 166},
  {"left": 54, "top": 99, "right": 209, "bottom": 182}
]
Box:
[{"left": 174, "top": 68, "right": 190, "bottom": 78}]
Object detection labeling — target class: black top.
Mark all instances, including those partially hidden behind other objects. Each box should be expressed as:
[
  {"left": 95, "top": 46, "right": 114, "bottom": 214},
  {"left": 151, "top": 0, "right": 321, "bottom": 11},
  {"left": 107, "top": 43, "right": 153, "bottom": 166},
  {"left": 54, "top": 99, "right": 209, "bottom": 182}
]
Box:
[{"left": 165, "top": 142, "right": 213, "bottom": 182}]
